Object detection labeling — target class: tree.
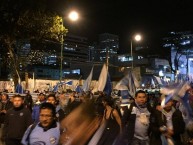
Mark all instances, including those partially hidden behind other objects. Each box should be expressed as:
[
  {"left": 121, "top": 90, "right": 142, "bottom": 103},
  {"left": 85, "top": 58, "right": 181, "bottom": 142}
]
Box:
[{"left": 0, "top": 0, "right": 68, "bottom": 86}]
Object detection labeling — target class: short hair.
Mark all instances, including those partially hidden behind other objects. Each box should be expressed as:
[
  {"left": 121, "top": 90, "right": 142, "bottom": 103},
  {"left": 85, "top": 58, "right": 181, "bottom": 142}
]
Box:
[
  {"left": 40, "top": 103, "right": 56, "bottom": 117},
  {"left": 13, "top": 94, "right": 24, "bottom": 100},
  {"left": 102, "top": 97, "right": 114, "bottom": 107},
  {"left": 47, "top": 94, "right": 56, "bottom": 100},
  {"left": 135, "top": 90, "right": 146, "bottom": 98},
  {"left": 39, "top": 93, "right": 45, "bottom": 96},
  {"left": 1, "top": 93, "right": 9, "bottom": 99}
]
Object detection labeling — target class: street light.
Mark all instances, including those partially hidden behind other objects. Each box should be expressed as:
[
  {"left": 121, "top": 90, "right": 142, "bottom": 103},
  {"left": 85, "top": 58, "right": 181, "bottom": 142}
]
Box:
[
  {"left": 130, "top": 34, "right": 142, "bottom": 69},
  {"left": 60, "top": 10, "right": 79, "bottom": 82}
]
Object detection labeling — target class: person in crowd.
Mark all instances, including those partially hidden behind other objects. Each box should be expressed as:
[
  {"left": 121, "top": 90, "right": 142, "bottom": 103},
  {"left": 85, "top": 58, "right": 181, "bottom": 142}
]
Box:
[
  {"left": 32, "top": 93, "right": 46, "bottom": 123},
  {"left": 0, "top": 93, "right": 13, "bottom": 145},
  {"left": 46, "top": 94, "right": 65, "bottom": 122},
  {"left": 125, "top": 90, "right": 153, "bottom": 145},
  {"left": 65, "top": 92, "right": 81, "bottom": 115},
  {"left": 58, "top": 92, "right": 69, "bottom": 115},
  {"left": 150, "top": 97, "right": 185, "bottom": 145},
  {"left": 2, "top": 94, "right": 32, "bottom": 145},
  {"left": 23, "top": 90, "right": 33, "bottom": 112},
  {"left": 0, "top": 93, "right": 13, "bottom": 127},
  {"left": 95, "top": 91, "right": 106, "bottom": 118},
  {"left": 21, "top": 103, "right": 60, "bottom": 145},
  {"left": 97, "top": 96, "right": 122, "bottom": 145}
]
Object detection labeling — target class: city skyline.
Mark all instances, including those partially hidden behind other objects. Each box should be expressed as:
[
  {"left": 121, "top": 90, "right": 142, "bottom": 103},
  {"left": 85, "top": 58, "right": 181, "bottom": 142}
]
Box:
[{"left": 55, "top": 0, "right": 193, "bottom": 52}]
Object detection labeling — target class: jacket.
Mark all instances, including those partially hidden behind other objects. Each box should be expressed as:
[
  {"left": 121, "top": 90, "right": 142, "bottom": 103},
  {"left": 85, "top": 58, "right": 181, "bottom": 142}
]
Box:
[
  {"left": 3, "top": 105, "right": 33, "bottom": 139},
  {"left": 150, "top": 109, "right": 185, "bottom": 145}
]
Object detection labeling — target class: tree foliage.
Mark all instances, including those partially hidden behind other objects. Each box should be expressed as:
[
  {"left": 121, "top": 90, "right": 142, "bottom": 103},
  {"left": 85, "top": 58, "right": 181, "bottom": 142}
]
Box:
[{"left": 0, "top": 0, "right": 68, "bottom": 84}]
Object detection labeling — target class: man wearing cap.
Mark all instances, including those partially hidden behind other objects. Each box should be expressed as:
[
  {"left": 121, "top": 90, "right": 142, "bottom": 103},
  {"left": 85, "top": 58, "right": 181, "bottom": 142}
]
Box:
[{"left": 150, "top": 97, "right": 185, "bottom": 145}]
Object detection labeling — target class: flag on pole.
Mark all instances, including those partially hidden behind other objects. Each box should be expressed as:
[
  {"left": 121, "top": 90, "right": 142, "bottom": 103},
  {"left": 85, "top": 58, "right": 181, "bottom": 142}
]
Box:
[
  {"left": 104, "top": 73, "right": 112, "bottom": 96},
  {"left": 114, "top": 70, "right": 137, "bottom": 97},
  {"left": 15, "top": 84, "right": 23, "bottom": 94},
  {"left": 97, "top": 64, "right": 108, "bottom": 92},
  {"left": 82, "top": 67, "right": 94, "bottom": 92}
]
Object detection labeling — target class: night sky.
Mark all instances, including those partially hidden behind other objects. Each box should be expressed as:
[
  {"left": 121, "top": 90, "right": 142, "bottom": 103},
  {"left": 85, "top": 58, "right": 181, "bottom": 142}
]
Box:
[{"left": 54, "top": 0, "right": 193, "bottom": 53}]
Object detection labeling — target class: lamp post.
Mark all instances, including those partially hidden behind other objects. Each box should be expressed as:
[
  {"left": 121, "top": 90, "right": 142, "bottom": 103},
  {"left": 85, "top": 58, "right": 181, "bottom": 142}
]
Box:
[
  {"left": 130, "top": 34, "right": 142, "bottom": 69},
  {"left": 60, "top": 11, "right": 79, "bottom": 82}
]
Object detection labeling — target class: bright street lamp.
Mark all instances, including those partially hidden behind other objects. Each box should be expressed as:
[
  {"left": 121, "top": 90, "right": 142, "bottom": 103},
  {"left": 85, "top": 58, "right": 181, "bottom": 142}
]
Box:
[
  {"left": 130, "top": 34, "right": 142, "bottom": 69},
  {"left": 68, "top": 11, "right": 79, "bottom": 21},
  {"left": 60, "top": 11, "right": 79, "bottom": 82}
]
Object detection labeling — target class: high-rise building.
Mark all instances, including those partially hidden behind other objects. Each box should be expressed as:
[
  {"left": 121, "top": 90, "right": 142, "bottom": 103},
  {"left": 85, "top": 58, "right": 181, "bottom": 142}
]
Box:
[
  {"left": 98, "top": 33, "right": 119, "bottom": 64},
  {"left": 163, "top": 31, "right": 193, "bottom": 77},
  {"left": 62, "top": 34, "right": 89, "bottom": 65}
]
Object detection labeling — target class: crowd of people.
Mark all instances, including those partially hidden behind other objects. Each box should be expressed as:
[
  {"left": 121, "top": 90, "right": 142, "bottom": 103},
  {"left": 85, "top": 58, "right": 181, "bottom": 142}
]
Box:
[{"left": 0, "top": 88, "right": 193, "bottom": 145}]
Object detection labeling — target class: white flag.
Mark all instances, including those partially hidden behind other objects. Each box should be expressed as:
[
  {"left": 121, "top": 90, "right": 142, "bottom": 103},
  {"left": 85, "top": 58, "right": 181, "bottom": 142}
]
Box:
[
  {"left": 82, "top": 67, "right": 94, "bottom": 92},
  {"left": 97, "top": 64, "right": 108, "bottom": 92}
]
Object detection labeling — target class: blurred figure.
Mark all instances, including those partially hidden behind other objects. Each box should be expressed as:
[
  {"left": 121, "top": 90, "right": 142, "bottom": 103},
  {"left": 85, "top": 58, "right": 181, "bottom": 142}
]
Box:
[
  {"left": 65, "top": 92, "right": 81, "bottom": 115},
  {"left": 58, "top": 92, "right": 69, "bottom": 116},
  {"left": 59, "top": 101, "right": 100, "bottom": 145},
  {"left": 21, "top": 103, "right": 60, "bottom": 145},
  {"left": 150, "top": 98, "right": 185, "bottom": 145},
  {"left": 2, "top": 95, "right": 32, "bottom": 145}
]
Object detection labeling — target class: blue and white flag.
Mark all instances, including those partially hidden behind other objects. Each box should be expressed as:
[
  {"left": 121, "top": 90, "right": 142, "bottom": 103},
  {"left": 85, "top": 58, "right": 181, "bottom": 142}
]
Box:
[
  {"left": 75, "top": 85, "right": 83, "bottom": 93},
  {"left": 65, "top": 81, "right": 73, "bottom": 86},
  {"left": 115, "top": 70, "right": 138, "bottom": 97},
  {"left": 104, "top": 73, "right": 112, "bottom": 96},
  {"left": 82, "top": 67, "right": 93, "bottom": 92},
  {"left": 97, "top": 64, "right": 108, "bottom": 92},
  {"left": 53, "top": 84, "right": 59, "bottom": 92},
  {"left": 15, "top": 84, "right": 23, "bottom": 94}
]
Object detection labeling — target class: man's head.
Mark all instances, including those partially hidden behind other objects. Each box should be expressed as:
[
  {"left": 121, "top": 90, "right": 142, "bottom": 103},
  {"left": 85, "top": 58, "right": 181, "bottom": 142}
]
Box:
[
  {"left": 135, "top": 90, "right": 147, "bottom": 105},
  {"left": 12, "top": 94, "right": 24, "bottom": 108},
  {"left": 1, "top": 93, "right": 9, "bottom": 102},
  {"left": 39, "top": 103, "right": 56, "bottom": 128},
  {"left": 38, "top": 93, "right": 45, "bottom": 102},
  {"left": 47, "top": 94, "right": 57, "bottom": 105},
  {"left": 163, "top": 99, "right": 174, "bottom": 112}
]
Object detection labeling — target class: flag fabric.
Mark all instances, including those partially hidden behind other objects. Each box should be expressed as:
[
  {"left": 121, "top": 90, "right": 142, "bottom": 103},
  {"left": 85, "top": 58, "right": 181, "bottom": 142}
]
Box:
[
  {"left": 53, "top": 84, "right": 59, "bottom": 92},
  {"left": 154, "top": 75, "right": 163, "bottom": 85},
  {"left": 65, "top": 81, "right": 73, "bottom": 86},
  {"left": 151, "top": 78, "right": 156, "bottom": 88},
  {"left": 82, "top": 67, "right": 94, "bottom": 92},
  {"left": 15, "top": 84, "right": 23, "bottom": 94},
  {"left": 115, "top": 70, "right": 137, "bottom": 97},
  {"left": 75, "top": 85, "right": 83, "bottom": 93},
  {"left": 97, "top": 64, "right": 108, "bottom": 92},
  {"left": 103, "top": 73, "right": 112, "bottom": 96}
]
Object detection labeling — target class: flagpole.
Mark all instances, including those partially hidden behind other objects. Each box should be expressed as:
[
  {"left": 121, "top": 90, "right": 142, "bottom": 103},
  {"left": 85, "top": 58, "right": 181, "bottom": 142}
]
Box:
[{"left": 33, "top": 72, "right": 35, "bottom": 93}]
